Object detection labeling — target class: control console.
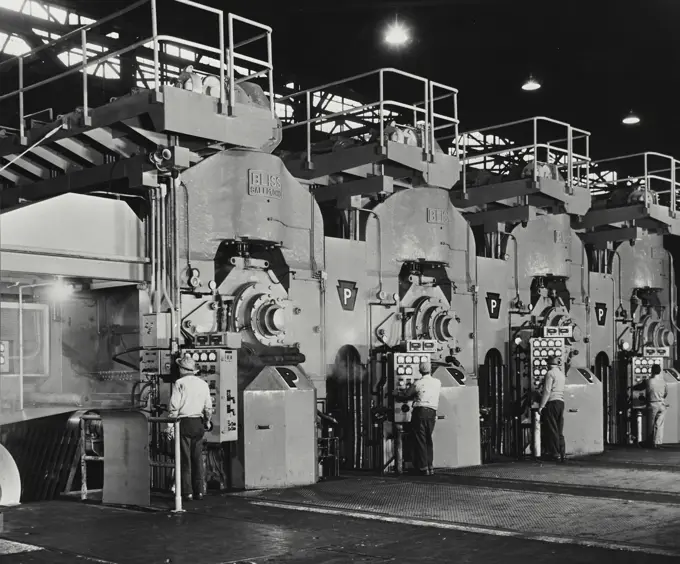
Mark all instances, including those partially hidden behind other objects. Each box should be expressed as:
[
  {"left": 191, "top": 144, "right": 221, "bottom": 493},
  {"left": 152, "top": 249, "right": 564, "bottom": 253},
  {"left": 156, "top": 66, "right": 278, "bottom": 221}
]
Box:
[
  {"left": 529, "top": 336, "right": 566, "bottom": 391},
  {"left": 182, "top": 348, "right": 238, "bottom": 442},
  {"left": 392, "top": 340, "right": 433, "bottom": 423}
]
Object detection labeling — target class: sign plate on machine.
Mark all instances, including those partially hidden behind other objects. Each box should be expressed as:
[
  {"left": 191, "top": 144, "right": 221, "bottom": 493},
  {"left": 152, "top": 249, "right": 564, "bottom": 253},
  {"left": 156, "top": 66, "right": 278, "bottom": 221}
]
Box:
[
  {"left": 183, "top": 348, "right": 238, "bottom": 442},
  {"left": 337, "top": 280, "right": 358, "bottom": 312},
  {"left": 643, "top": 346, "right": 670, "bottom": 357},
  {"left": 529, "top": 337, "right": 565, "bottom": 389},
  {"left": 248, "top": 170, "right": 282, "bottom": 199},
  {"left": 543, "top": 326, "right": 573, "bottom": 338}
]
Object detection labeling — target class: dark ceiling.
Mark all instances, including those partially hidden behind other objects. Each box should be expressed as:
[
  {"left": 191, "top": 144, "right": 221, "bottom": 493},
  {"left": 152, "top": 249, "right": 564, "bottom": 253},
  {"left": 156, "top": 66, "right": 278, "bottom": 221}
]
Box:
[{"left": 7, "top": 0, "right": 680, "bottom": 160}]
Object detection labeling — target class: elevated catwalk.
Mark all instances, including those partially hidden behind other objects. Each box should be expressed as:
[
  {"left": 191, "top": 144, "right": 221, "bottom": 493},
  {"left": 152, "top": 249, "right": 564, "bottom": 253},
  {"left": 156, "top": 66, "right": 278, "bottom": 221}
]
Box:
[{"left": 2, "top": 447, "right": 680, "bottom": 563}]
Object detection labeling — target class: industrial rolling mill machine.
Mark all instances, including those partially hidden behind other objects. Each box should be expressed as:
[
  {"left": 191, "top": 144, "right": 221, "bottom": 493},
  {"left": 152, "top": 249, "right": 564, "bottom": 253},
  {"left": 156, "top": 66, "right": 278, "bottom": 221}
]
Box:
[{"left": 1, "top": 1, "right": 680, "bottom": 507}]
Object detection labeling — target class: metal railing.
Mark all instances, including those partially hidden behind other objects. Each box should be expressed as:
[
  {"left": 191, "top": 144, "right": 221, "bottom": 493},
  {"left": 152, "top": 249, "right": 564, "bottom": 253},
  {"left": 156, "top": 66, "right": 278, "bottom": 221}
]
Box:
[
  {"left": 277, "top": 68, "right": 459, "bottom": 168},
  {"left": 588, "top": 152, "right": 680, "bottom": 215},
  {"left": 79, "top": 414, "right": 183, "bottom": 513},
  {"left": 0, "top": 0, "right": 275, "bottom": 139},
  {"left": 440, "top": 117, "right": 591, "bottom": 195}
]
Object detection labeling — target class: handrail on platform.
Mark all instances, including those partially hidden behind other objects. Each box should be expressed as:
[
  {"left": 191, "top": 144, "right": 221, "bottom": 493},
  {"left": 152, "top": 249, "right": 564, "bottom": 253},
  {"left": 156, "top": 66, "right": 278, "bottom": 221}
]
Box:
[
  {"left": 0, "top": 0, "right": 275, "bottom": 139},
  {"left": 440, "top": 117, "right": 592, "bottom": 195},
  {"left": 589, "top": 152, "right": 680, "bottom": 215},
  {"left": 277, "top": 68, "right": 460, "bottom": 169},
  {"left": 79, "top": 414, "right": 183, "bottom": 513}
]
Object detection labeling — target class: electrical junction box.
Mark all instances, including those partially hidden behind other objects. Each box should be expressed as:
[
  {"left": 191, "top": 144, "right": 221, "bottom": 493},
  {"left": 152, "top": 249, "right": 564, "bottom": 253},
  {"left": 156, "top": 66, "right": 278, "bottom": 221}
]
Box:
[
  {"left": 141, "top": 313, "right": 171, "bottom": 348},
  {"left": 529, "top": 337, "right": 566, "bottom": 390},
  {"left": 392, "top": 349, "right": 432, "bottom": 423},
  {"left": 140, "top": 349, "right": 172, "bottom": 376},
  {"left": 183, "top": 348, "right": 238, "bottom": 442}
]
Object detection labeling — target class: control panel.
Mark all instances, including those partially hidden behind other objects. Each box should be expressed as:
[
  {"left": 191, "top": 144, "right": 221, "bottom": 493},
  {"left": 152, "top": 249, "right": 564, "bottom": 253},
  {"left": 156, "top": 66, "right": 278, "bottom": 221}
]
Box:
[
  {"left": 182, "top": 348, "right": 238, "bottom": 443},
  {"left": 529, "top": 336, "right": 566, "bottom": 390},
  {"left": 631, "top": 356, "right": 663, "bottom": 384},
  {"left": 392, "top": 348, "right": 431, "bottom": 423},
  {"left": 140, "top": 349, "right": 172, "bottom": 376}
]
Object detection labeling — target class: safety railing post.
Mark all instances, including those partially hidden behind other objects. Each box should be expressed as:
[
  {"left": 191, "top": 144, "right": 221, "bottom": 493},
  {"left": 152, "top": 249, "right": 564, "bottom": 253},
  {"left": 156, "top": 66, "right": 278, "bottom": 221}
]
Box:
[
  {"left": 585, "top": 134, "right": 590, "bottom": 191},
  {"left": 462, "top": 133, "right": 467, "bottom": 198},
  {"left": 80, "top": 418, "right": 88, "bottom": 500},
  {"left": 172, "top": 420, "right": 183, "bottom": 513},
  {"left": 266, "top": 30, "right": 274, "bottom": 118},
  {"left": 305, "top": 90, "right": 311, "bottom": 169},
  {"left": 644, "top": 153, "right": 650, "bottom": 207},
  {"left": 81, "top": 29, "right": 89, "bottom": 123},
  {"left": 428, "top": 81, "right": 435, "bottom": 162},
  {"left": 567, "top": 125, "right": 573, "bottom": 194},
  {"left": 378, "top": 70, "right": 384, "bottom": 151},
  {"left": 671, "top": 158, "right": 677, "bottom": 215},
  {"left": 533, "top": 409, "right": 541, "bottom": 458},
  {"left": 218, "top": 11, "right": 226, "bottom": 114},
  {"left": 18, "top": 56, "right": 24, "bottom": 139},
  {"left": 228, "top": 15, "right": 235, "bottom": 112},
  {"left": 533, "top": 118, "right": 538, "bottom": 184},
  {"left": 423, "top": 79, "right": 430, "bottom": 158},
  {"left": 151, "top": 0, "right": 159, "bottom": 93}
]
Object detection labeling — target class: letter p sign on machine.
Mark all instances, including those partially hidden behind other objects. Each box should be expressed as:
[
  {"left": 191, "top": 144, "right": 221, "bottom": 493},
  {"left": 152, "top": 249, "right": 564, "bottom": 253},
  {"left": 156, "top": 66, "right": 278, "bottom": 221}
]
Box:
[
  {"left": 485, "top": 292, "right": 502, "bottom": 320},
  {"left": 337, "top": 280, "right": 358, "bottom": 312}
]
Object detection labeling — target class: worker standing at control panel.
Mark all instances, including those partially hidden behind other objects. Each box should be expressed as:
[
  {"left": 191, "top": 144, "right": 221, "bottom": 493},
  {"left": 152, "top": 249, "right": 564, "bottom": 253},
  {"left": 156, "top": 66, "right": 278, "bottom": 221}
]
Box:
[
  {"left": 394, "top": 360, "right": 441, "bottom": 476},
  {"left": 645, "top": 364, "right": 668, "bottom": 449},
  {"left": 167, "top": 354, "right": 213, "bottom": 500},
  {"left": 538, "top": 356, "right": 566, "bottom": 463}
]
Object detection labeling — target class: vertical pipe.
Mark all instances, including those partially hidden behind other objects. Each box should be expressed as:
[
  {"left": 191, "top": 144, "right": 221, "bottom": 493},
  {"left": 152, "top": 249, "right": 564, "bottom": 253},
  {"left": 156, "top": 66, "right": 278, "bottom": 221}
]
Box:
[
  {"left": 636, "top": 409, "right": 643, "bottom": 445},
  {"left": 173, "top": 420, "right": 183, "bottom": 512},
  {"left": 532, "top": 118, "right": 538, "bottom": 184},
  {"left": 586, "top": 134, "right": 590, "bottom": 190},
  {"left": 395, "top": 424, "right": 402, "bottom": 474},
  {"left": 428, "top": 81, "right": 435, "bottom": 161},
  {"left": 18, "top": 287, "right": 24, "bottom": 411},
  {"left": 173, "top": 177, "right": 181, "bottom": 320},
  {"left": 18, "top": 57, "right": 24, "bottom": 139},
  {"left": 423, "top": 80, "right": 429, "bottom": 157},
  {"left": 151, "top": 0, "right": 159, "bottom": 93},
  {"left": 81, "top": 29, "right": 88, "bottom": 119},
  {"left": 454, "top": 92, "right": 459, "bottom": 159},
  {"left": 462, "top": 134, "right": 467, "bottom": 197},
  {"left": 218, "top": 11, "right": 226, "bottom": 113},
  {"left": 154, "top": 187, "right": 161, "bottom": 312},
  {"left": 149, "top": 189, "right": 156, "bottom": 313},
  {"left": 80, "top": 419, "right": 88, "bottom": 500}
]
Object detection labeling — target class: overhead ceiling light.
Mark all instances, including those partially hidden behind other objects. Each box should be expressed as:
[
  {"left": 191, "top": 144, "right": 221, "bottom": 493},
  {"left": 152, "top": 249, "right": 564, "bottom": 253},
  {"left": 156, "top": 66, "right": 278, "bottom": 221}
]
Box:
[
  {"left": 384, "top": 21, "right": 410, "bottom": 47},
  {"left": 522, "top": 75, "right": 541, "bottom": 91},
  {"left": 622, "top": 111, "right": 640, "bottom": 125}
]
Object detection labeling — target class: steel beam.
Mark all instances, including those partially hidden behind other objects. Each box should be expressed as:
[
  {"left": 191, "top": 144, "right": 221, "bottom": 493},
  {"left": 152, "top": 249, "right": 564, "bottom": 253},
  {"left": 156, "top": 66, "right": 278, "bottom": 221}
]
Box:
[
  {"left": 31, "top": 146, "right": 79, "bottom": 173},
  {"left": 451, "top": 179, "right": 537, "bottom": 208},
  {"left": 464, "top": 205, "right": 536, "bottom": 228},
  {"left": 0, "top": 155, "right": 146, "bottom": 209},
  {"left": 314, "top": 175, "right": 394, "bottom": 203},
  {"left": 2, "top": 154, "right": 50, "bottom": 180},
  {"left": 53, "top": 138, "right": 104, "bottom": 166},
  {"left": 580, "top": 227, "right": 643, "bottom": 247},
  {"left": 573, "top": 205, "right": 647, "bottom": 229},
  {"left": 80, "top": 127, "right": 141, "bottom": 159}
]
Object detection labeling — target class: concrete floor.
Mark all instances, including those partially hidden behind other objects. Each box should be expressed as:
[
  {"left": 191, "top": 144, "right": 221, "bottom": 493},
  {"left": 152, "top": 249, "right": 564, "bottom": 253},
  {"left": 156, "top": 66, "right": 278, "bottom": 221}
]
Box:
[{"left": 1, "top": 446, "right": 680, "bottom": 563}]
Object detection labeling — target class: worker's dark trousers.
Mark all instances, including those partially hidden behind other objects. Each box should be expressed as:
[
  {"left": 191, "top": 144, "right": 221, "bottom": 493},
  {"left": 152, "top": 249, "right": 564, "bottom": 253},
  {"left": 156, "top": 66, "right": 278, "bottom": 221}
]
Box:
[
  {"left": 412, "top": 407, "right": 437, "bottom": 471},
  {"left": 180, "top": 417, "right": 205, "bottom": 496},
  {"left": 541, "top": 400, "right": 565, "bottom": 458}
]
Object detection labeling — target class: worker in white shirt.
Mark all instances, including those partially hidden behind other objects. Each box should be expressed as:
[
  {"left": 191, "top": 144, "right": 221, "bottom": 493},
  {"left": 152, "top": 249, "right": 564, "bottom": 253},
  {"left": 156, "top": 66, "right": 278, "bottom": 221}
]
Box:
[
  {"left": 538, "top": 356, "right": 566, "bottom": 463},
  {"left": 167, "top": 354, "right": 213, "bottom": 500},
  {"left": 394, "top": 360, "right": 442, "bottom": 476}
]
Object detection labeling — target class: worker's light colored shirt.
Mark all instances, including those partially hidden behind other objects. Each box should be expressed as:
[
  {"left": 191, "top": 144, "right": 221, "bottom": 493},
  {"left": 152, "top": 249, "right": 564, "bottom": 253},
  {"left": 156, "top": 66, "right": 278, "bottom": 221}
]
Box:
[
  {"left": 412, "top": 374, "right": 442, "bottom": 411},
  {"left": 646, "top": 375, "right": 668, "bottom": 404},
  {"left": 541, "top": 367, "right": 565, "bottom": 407},
  {"left": 168, "top": 375, "right": 213, "bottom": 424}
]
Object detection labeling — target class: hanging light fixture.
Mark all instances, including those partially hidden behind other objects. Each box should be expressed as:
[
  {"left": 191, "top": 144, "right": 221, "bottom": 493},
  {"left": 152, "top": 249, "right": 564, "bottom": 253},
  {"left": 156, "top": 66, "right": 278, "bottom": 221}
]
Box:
[
  {"left": 521, "top": 75, "right": 541, "bottom": 91},
  {"left": 622, "top": 110, "right": 641, "bottom": 125},
  {"left": 384, "top": 20, "right": 410, "bottom": 47}
]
